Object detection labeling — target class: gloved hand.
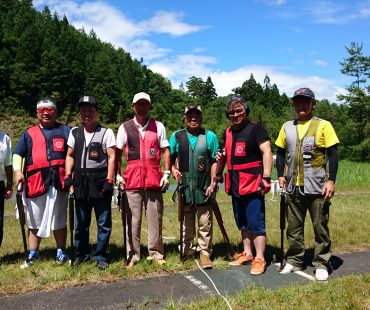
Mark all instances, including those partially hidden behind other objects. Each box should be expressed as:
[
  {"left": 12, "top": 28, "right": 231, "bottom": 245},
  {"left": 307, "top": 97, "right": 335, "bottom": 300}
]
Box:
[
  {"left": 259, "top": 177, "right": 271, "bottom": 194},
  {"left": 116, "top": 174, "right": 125, "bottom": 190},
  {"left": 160, "top": 170, "right": 171, "bottom": 192},
  {"left": 102, "top": 179, "right": 114, "bottom": 195},
  {"left": 64, "top": 175, "right": 74, "bottom": 189}
]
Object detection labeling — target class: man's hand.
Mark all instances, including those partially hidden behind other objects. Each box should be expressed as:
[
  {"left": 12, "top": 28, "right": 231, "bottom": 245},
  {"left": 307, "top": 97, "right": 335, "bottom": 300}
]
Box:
[
  {"left": 259, "top": 177, "right": 271, "bottom": 194},
  {"left": 205, "top": 182, "right": 218, "bottom": 197},
  {"left": 14, "top": 171, "right": 25, "bottom": 187},
  {"left": 64, "top": 175, "right": 74, "bottom": 189},
  {"left": 5, "top": 183, "right": 13, "bottom": 199},
  {"left": 171, "top": 167, "right": 182, "bottom": 184},
  {"left": 278, "top": 176, "right": 286, "bottom": 189},
  {"left": 322, "top": 180, "right": 335, "bottom": 201},
  {"left": 160, "top": 170, "right": 171, "bottom": 192},
  {"left": 215, "top": 150, "right": 225, "bottom": 161},
  {"left": 116, "top": 174, "right": 125, "bottom": 190},
  {"left": 102, "top": 179, "right": 114, "bottom": 195}
]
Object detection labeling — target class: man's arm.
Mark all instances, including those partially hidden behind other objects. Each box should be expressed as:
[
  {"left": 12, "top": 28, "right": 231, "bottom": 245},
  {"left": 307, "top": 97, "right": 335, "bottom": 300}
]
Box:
[
  {"left": 322, "top": 145, "right": 338, "bottom": 200},
  {"left": 106, "top": 146, "right": 116, "bottom": 181},
  {"left": 65, "top": 147, "right": 75, "bottom": 176},
  {"left": 259, "top": 140, "right": 272, "bottom": 178},
  {"left": 276, "top": 147, "right": 287, "bottom": 188},
  {"left": 5, "top": 165, "right": 13, "bottom": 199},
  {"left": 161, "top": 147, "right": 171, "bottom": 171}
]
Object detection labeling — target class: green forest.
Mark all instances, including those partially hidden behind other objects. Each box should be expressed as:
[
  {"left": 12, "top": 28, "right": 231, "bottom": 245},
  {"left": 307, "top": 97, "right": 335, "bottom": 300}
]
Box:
[{"left": 0, "top": 0, "right": 369, "bottom": 161}]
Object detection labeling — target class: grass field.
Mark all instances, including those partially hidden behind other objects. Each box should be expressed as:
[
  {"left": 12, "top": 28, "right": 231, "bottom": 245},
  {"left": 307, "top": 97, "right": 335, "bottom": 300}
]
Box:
[{"left": 0, "top": 160, "right": 369, "bottom": 307}]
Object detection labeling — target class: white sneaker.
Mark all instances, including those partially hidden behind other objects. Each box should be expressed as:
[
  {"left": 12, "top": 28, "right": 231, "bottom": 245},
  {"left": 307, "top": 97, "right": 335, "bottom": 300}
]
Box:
[
  {"left": 315, "top": 268, "right": 329, "bottom": 281},
  {"left": 278, "top": 263, "right": 294, "bottom": 274}
]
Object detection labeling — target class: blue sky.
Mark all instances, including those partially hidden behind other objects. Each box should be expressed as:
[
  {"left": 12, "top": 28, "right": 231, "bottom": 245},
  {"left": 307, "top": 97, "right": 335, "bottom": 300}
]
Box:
[{"left": 34, "top": 0, "right": 370, "bottom": 102}]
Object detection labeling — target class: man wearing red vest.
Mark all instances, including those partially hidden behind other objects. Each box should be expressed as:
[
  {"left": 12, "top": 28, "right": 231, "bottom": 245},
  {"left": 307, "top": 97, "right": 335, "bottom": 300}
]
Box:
[
  {"left": 218, "top": 95, "right": 272, "bottom": 275},
  {"left": 116, "top": 92, "right": 171, "bottom": 268},
  {"left": 13, "top": 98, "right": 71, "bottom": 267}
]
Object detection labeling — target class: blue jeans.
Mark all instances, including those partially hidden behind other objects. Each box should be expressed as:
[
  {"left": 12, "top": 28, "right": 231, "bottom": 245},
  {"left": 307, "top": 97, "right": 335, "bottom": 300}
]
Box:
[
  {"left": 0, "top": 181, "right": 4, "bottom": 247},
  {"left": 75, "top": 197, "right": 112, "bottom": 262}
]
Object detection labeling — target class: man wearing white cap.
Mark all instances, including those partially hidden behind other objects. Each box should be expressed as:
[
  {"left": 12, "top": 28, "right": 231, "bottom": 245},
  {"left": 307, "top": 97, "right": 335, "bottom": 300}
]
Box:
[
  {"left": 116, "top": 92, "right": 171, "bottom": 268},
  {"left": 13, "top": 98, "right": 71, "bottom": 267}
]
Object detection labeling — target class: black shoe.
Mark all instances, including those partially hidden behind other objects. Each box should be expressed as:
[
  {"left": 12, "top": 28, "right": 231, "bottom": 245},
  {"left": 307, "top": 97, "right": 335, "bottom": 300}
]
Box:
[
  {"left": 97, "top": 260, "right": 108, "bottom": 270},
  {"left": 75, "top": 255, "right": 90, "bottom": 265}
]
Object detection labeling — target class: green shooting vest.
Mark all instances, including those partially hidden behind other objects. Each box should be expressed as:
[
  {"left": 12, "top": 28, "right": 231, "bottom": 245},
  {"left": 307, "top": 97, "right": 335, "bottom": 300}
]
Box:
[{"left": 174, "top": 129, "right": 211, "bottom": 206}]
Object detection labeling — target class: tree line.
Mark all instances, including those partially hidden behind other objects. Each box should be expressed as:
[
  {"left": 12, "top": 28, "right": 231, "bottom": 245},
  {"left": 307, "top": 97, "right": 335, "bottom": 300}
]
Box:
[{"left": 0, "top": 0, "right": 369, "bottom": 161}]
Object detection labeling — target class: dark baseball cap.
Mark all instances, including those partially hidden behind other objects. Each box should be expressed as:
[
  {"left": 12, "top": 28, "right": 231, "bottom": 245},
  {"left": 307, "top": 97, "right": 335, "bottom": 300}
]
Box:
[
  {"left": 185, "top": 104, "right": 202, "bottom": 114},
  {"left": 291, "top": 88, "right": 315, "bottom": 100},
  {"left": 78, "top": 96, "right": 97, "bottom": 107}
]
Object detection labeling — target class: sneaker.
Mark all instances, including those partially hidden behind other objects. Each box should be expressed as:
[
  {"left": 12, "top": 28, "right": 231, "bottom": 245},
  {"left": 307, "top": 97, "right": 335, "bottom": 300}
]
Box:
[
  {"left": 147, "top": 256, "right": 166, "bottom": 266},
  {"left": 278, "top": 262, "right": 294, "bottom": 274},
  {"left": 55, "top": 253, "right": 71, "bottom": 265},
  {"left": 200, "top": 253, "right": 213, "bottom": 269},
  {"left": 20, "top": 253, "right": 40, "bottom": 269},
  {"left": 250, "top": 257, "right": 266, "bottom": 275},
  {"left": 229, "top": 252, "right": 253, "bottom": 266},
  {"left": 97, "top": 260, "right": 108, "bottom": 270},
  {"left": 124, "top": 261, "right": 135, "bottom": 269},
  {"left": 315, "top": 268, "right": 329, "bottom": 281}
]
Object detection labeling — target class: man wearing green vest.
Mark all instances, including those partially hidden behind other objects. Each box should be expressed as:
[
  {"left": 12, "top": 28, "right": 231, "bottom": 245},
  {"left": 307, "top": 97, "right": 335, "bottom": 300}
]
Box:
[
  {"left": 275, "top": 88, "right": 339, "bottom": 281},
  {"left": 170, "top": 104, "right": 219, "bottom": 269}
]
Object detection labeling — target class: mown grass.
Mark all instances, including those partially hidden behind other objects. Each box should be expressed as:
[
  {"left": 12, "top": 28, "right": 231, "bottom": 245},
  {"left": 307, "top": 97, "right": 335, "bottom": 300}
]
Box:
[
  {"left": 174, "top": 274, "right": 370, "bottom": 310},
  {"left": 0, "top": 161, "right": 369, "bottom": 302}
]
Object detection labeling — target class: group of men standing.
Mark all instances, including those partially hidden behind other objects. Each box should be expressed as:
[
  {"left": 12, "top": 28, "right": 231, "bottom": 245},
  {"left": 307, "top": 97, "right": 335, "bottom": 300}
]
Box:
[{"left": 0, "top": 87, "right": 339, "bottom": 280}]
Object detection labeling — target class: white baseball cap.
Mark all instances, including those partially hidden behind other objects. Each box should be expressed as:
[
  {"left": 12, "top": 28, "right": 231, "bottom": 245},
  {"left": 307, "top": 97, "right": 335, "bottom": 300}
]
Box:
[{"left": 132, "top": 92, "right": 151, "bottom": 105}]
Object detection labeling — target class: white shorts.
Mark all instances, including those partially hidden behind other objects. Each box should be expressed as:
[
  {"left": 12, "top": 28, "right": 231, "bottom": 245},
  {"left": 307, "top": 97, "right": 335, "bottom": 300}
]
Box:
[{"left": 26, "top": 186, "right": 68, "bottom": 237}]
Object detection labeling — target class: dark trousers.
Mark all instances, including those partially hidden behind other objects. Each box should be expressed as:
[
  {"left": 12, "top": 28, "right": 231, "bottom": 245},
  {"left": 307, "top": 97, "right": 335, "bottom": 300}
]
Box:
[
  {"left": 75, "top": 197, "right": 112, "bottom": 262},
  {"left": 0, "top": 181, "right": 4, "bottom": 247}
]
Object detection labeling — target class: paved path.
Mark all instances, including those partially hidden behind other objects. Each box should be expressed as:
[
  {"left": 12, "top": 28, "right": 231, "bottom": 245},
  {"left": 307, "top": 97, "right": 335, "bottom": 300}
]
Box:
[{"left": 1, "top": 251, "right": 369, "bottom": 309}]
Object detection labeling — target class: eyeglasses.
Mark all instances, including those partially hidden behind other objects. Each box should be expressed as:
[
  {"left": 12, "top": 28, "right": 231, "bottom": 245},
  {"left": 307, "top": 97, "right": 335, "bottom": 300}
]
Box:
[
  {"left": 227, "top": 108, "right": 245, "bottom": 117},
  {"left": 37, "top": 107, "right": 55, "bottom": 114}
]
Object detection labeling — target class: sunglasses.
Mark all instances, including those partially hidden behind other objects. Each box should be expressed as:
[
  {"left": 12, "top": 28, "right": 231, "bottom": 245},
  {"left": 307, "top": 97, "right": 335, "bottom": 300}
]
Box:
[
  {"left": 227, "top": 108, "right": 245, "bottom": 117},
  {"left": 37, "top": 107, "right": 56, "bottom": 114}
]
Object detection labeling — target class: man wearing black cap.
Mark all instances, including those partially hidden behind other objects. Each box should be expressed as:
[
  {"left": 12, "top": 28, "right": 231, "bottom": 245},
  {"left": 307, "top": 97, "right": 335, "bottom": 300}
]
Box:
[
  {"left": 116, "top": 92, "right": 171, "bottom": 268},
  {"left": 65, "top": 96, "right": 116, "bottom": 270},
  {"left": 275, "top": 88, "right": 339, "bottom": 281},
  {"left": 170, "top": 104, "right": 219, "bottom": 269},
  {"left": 218, "top": 95, "right": 272, "bottom": 275}
]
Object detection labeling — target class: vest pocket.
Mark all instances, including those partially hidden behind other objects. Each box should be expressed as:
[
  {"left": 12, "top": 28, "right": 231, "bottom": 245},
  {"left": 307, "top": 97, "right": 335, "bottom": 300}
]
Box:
[
  {"left": 238, "top": 172, "right": 261, "bottom": 195},
  {"left": 26, "top": 171, "right": 46, "bottom": 197}
]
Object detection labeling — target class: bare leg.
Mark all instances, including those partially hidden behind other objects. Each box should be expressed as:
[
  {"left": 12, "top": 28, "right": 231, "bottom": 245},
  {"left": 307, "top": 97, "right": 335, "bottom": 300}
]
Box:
[
  {"left": 28, "top": 229, "right": 41, "bottom": 250},
  {"left": 53, "top": 227, "right": 67, "bottom": 248},
  {"left": 252, "top": 233, "right": 266, "bottom": 259},
  {"left": 242, "top": 230, "right": 253, "bottom": 257}
]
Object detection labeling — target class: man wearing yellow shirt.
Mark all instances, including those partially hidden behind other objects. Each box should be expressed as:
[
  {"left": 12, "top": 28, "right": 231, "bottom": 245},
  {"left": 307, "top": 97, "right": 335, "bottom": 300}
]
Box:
[{"left": 275, "top": 88, "right": 339, "bottom": 281}]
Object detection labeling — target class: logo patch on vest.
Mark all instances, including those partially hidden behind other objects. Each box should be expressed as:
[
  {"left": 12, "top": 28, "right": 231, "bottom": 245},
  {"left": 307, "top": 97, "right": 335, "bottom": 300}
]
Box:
[
  {"left": 52, "top": 138, "right": 64, "bottom": 152},
  {"left": 149, "top": 148, "right": 156, "bottom": 158},
  {"left": 235, "top": 141, "right": 246, "bottom": 156}
]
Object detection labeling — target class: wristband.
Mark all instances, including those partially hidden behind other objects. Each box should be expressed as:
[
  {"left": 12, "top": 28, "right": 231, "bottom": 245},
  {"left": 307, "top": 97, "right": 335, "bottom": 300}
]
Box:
[
  {"left": 64, "top": 174, "right": 71, "bottom": 180},
  {"left": 163, "top": 170, "right": 171, "bottom": 175},
  {"left": 107, "top": 179, "right": 113, "bottom": 184},
  {"left": 262, "top": 177, "right": 271, "bottom": 184}
]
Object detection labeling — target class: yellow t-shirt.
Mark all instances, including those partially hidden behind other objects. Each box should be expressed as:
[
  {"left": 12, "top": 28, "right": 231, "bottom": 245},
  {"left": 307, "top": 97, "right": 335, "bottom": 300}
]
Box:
[{"left": 275, "top": 119, "right": 340, "bottom": 150}]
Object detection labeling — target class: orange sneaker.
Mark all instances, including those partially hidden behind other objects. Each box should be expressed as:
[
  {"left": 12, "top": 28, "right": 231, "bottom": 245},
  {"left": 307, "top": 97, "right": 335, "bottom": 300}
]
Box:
[
  {"left": 250, "top": 257, "right": 266, "bottom": 275},
  {"left": 229, "top": 252, "right": 254, "bottom": 266}
]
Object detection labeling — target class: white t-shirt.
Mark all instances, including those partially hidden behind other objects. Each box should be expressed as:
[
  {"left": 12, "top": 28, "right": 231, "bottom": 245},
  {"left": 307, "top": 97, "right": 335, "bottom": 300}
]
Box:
[
  {"left": 0, "top": 131, "right": 12, "bottom": 181},
  {"left": 67, "top": 127, "right": 116, "bottom": 152},
  {"left": 116, "top": 117, "right": 169, "bottom": 150}
]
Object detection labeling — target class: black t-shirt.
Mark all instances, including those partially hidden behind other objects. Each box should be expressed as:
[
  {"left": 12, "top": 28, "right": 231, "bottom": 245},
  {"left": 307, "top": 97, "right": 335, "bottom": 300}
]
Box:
[{"left": 222, "top": 122, "right": 270, "bottom": 163}]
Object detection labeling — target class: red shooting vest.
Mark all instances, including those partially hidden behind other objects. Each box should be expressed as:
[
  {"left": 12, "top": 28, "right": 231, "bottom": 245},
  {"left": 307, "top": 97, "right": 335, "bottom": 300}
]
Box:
[
  {"left": 224, "top": 125, "right": 262, "bottom": 196},
  {"left": 25, "top": 125, "right": 66, "bottom": 197},
  {"left": 122, "top": 119, "right": 162, "bottom": 191}
]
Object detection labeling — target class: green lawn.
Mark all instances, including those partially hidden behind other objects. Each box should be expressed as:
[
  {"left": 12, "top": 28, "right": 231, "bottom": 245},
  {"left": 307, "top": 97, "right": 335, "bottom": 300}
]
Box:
[{"left": 0, "top": 160, "right": 369, "bottom": 306}]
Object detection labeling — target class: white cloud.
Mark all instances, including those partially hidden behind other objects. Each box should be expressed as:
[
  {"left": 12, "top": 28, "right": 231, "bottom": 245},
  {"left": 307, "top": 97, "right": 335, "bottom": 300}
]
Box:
[
  {"left": 33, "top": 0, "right": 205, "bottom": 60},
  {"left": 150, "top": 61, "right": 345, "bottom": 102},
  {"left": 313, "top": 59, "right": 328, "bottom": 66}
]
